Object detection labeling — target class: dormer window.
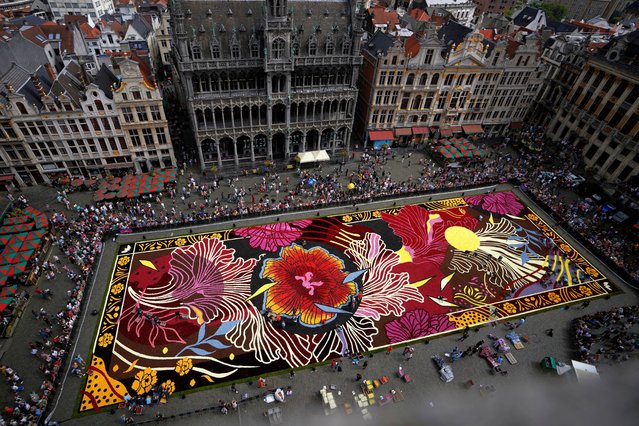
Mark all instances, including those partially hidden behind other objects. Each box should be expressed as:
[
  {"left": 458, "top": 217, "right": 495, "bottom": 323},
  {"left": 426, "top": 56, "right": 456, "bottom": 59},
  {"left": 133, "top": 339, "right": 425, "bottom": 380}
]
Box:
[
  {"left": 250, "top": 42, "right": 260, "bottom": 58},
  {"left": 231, "top": 44, "right": 240, "bottom": 59},
  {"left": 272, "top": 38, "right": 285, "bottom": 59},
  {"left": 342, "top": 40, "right": 350, "bottom": 55},
  {"left": 192, "top": 43, "right": 201, "bottom": 60},
  {"left": 211, "top": 44, "right": 220, "bottom": 58},
  {"left": 326, "top": 41, "right": 334, "bottom": 55}
]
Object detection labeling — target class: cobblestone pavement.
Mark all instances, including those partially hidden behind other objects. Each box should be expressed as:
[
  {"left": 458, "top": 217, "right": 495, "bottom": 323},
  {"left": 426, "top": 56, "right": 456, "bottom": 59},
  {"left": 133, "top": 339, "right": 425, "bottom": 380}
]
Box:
[{"left": 1, "top": 141, "right": 637, "bottom": 426}]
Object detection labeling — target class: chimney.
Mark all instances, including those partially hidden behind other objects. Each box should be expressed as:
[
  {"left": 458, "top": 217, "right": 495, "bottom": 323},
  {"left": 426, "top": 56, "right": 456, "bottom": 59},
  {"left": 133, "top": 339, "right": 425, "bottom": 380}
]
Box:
[
  {"left": 30, "top": 74, "right": 47, "bottom": 98},
  {"left": 44, "top": 63, "right": 57, "bottom": 81}
]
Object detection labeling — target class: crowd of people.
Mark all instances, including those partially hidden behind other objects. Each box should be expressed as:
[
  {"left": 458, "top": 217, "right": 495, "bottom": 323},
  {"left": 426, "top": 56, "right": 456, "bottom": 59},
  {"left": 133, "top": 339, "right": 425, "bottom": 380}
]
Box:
[
  {"left": 1, "top": 126, "right": 637, "bottom": 423},
  {"left": 572, "top": 305, "right": 638, "bottom": 364},
  {"left": 40, "top": 128, "right": 638, "bottom": 283}
]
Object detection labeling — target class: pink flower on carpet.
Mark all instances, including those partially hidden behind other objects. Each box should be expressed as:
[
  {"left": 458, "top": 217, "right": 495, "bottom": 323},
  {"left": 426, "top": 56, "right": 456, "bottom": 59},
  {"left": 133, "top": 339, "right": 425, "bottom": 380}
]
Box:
[
  {"left": 384, "top": 309, "right": 455, "bottom": 343},
  {"left": 465, "top": 192, "right": 524, "bottom": 216},
  {"left": 235, "top": 220, "right": 312, "bottom": 252},
  {"left": 150, "top": 238, "right": 258, "bottom": 323}
]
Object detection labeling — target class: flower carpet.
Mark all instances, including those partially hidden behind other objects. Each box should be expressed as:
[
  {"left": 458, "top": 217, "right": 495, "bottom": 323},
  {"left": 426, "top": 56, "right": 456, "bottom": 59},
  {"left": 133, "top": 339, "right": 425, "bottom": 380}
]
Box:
[{"left": 80, "top": 191, "right": 617, "bottom": 412}]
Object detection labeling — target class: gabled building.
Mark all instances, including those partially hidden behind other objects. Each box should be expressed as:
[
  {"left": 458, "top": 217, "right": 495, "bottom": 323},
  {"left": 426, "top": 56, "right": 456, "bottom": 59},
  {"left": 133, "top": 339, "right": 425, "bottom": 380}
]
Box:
[
  {"left": 0, "top": 55, "right": 175, "bottom": 186},
  {"left": 354, "top": 20, "right": 544, "bottom": 146}
]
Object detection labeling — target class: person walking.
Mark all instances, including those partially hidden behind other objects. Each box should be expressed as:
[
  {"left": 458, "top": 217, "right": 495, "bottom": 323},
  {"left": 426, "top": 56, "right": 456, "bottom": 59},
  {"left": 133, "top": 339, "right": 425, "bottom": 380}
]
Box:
[
  {"left": 362, "top": 361, "right": 368, "bottom": 370},
  {"left": 386, "top": 345, "right": 393, "bottom": 355}
]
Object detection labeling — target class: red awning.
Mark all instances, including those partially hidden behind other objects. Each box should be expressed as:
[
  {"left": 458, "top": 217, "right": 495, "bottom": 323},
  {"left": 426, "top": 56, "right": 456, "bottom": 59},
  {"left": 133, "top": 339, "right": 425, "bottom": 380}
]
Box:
[
  {"left": 440, "top": 128, "right": 453, "bottom": 137},
  {"left": 462, "top": 124, "right": 484, "bottom": 134},
  {"left": 451, "top": 125, "right": 463, "bottom": 133},
  {"left": 369, "top": 130, "right": 394, "bottom": 141},
  {"left": 394, "top": 128, "right": 412, "bottom": 136},
  {"left": 0, "top": 175, "right": 14, "bottom": 182},
  {"left": 510, "top": 122, "right": 523, "bottom": 129},
  {"left": 412, "top": 127, "right": 430, "bottom": 135}
]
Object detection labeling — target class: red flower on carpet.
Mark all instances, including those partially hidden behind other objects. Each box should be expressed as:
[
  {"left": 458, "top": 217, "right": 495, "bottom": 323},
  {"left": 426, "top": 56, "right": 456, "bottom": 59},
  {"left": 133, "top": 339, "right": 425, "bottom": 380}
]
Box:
[
  {"left": 464, "top": 192, "right": 524, "bottom": 216},
  {"left": 235, "top": 220, "right": 312, "bottom": 252},
  {"left": 261, "top": 244, "right": 357, "bottom": 326},
  {"left": 382, "top": 205, "right": 478, "bottom": 268},
  {"left": 119, "top": 300, "right": 187, "bottom": 348}
]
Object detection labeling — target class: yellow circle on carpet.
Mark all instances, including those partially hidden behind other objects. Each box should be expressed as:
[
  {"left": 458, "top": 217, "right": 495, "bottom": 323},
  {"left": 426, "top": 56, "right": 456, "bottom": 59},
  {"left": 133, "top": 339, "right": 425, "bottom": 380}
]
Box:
[{"left": 445, "top": 226, "right": 480, "bottom": 252}]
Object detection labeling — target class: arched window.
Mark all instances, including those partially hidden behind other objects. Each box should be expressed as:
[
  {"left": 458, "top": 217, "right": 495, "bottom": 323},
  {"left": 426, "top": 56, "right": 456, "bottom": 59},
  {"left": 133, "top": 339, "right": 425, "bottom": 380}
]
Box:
[
  {"left": 250, "top": 42, "right": 259, "bottom": 58},
  {"left": 419, "top": 73, "right": 429, "bottom": 85},
  {"left": 431, "top": 73, "right": 439, "bottom": 85},
  {"left": 326, "top": 41, "right": 334, "bottom": 55},
  {"left": 406, "top": 73, "right": 415, "bottom": 85},
  {"left": 191, "top": 44, "right": 201, "bottom": 60},
  {"left": 412, "top": 95, "right": 422, "bottom": 110},
  {"left": 309, "top": 41, "right": 317, "bottom": 56},
  {"left": 231, "top": 44, "right": 240, "bottom": 59},
  {"left": 272, "top": 38, "right": 285, "bottom": 59},
  {"left": 211, "top": 44, "right": 220, "bottom": 59},
  {"left": 95, "top": 100, "right": 104, "bottom": 111},
  {"left": 342, "top": 41, "right": 351, "bottom": 55},
  {"left": 16, "top": 102, "right": 27, "bottom": 114}
]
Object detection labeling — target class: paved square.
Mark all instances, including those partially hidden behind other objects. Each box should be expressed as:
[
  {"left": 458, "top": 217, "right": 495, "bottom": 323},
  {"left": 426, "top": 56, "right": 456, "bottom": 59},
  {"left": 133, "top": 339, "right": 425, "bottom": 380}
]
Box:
[{"left": 80, "top": 191, "right": 616, "bottom": 412}]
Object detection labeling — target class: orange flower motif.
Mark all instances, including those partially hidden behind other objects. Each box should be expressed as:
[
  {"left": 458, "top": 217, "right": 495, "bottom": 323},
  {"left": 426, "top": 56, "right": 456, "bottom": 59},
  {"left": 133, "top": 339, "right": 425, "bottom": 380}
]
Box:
[
  {"left": 585, "top": 267, "right": 600, "bottom": 278},
  {"left": 161, "top": 380, "right": 175, "bottom": 395},
  {"left": 98, "top": 333, "right": 114, "bottom": 347},
  {"left": 131, "top": 367, "right": 157, "bottom": 395},
  {"left": 111, "top": 283, "right": 124, "bottom": 295},
  {"left": 547, "top": 292, "right": 561, "bottom": 304},
  {"left": 578, "top": 286, "right": 593, "bottom": 297},
  {"left": 502, "top": 303, "right": 517, "bottom": 314},
  {"left": 175, "top": 357, "right": 193, "bottom": 376}
]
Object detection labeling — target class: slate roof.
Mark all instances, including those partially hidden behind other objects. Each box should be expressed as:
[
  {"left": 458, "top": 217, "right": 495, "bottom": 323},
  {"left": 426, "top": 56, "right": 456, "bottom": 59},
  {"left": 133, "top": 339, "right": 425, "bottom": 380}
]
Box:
[
  {"left": 361, "top": 29, "right": 395, "bottom": 56},
  {"left": 0, "top": 35, "right": 49, "bottom": 77},
  {"left": 18, "top": 66, "right": 54, "bottom": 108},
  {"left": 512, "top": 6, "right": 541, "bottom": 28},
  {"left": 5, "top": 14, "right": 46, "bottom": 27},
  {"left": 94, "top": 64, "right": 119, "bottom": 99},
  {"left": 437, "top": 19, "right": 472, "bottom": 46},
  {"left": 50, "top": 61, "right": 86, "bottom": 106},
  {"left": 545, "top": 20, "right": 578, "bottom": 34},
  {"left": 178, "top": 0, "right": 355, "bottom": 60}
]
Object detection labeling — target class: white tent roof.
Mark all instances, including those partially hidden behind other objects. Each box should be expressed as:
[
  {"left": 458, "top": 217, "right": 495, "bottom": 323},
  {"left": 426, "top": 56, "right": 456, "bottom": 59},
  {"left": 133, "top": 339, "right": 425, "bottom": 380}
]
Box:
[
  {"left": 296, "top": 150, "right": 330, "bottom": 164},
  {"left": 571, "top": 360, "right": 600, "bottom": 384}
]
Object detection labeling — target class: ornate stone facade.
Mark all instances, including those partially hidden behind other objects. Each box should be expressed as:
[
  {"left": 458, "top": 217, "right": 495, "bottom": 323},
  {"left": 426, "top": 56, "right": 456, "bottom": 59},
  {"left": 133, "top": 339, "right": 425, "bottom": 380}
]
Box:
[{"left": 170, "top": 0, "right": 364, "bottom": 171}]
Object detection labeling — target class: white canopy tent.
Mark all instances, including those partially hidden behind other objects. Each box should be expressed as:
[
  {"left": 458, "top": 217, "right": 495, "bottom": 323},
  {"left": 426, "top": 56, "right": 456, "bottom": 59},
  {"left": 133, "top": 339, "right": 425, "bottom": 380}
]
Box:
[{"left": 295, "top": 150, "right": 330, "bottom": 164}]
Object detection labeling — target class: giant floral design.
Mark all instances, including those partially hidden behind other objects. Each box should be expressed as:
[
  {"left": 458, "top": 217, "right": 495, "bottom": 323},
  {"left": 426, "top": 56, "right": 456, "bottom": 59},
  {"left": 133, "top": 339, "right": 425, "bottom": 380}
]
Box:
[
  {"left": 235, "top": 220, "right": 312, "bottom": 252},
  {"left": 345, "top": 233, "right": 421, "bottom": 320},
  {"left": 382, "top": 205, "right": 478, "bottom": 271},
  {"left": 384, "top": 309, "right": 455, "bottom": 343},
  {"left": 158, "top": 237, "right": 258, "bottom": 323},
  {"left": 465, "top": 192, "right": 524, "bottom": 216},
  {"left": 261, "top": 244, "right": 357, "bottom": 327}
]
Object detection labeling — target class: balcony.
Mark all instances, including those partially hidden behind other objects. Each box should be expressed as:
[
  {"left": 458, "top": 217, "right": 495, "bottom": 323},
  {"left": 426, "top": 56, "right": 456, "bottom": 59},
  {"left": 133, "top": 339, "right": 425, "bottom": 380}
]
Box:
[
  {"left": 295, "top": 55, "right": 361, "bottom": 67},
  {"left": 179, "top": 59, "right": 263, "bottom": 72}
]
